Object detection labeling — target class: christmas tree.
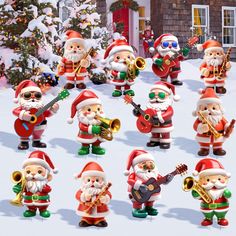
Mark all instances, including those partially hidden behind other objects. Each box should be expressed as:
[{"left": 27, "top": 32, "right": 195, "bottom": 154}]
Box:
[
  {"left": 0, "top": 0, "right": 61, "bottom": 88},
  {"left": 63, "top": 0, "right": 112, "bottom": 84}
]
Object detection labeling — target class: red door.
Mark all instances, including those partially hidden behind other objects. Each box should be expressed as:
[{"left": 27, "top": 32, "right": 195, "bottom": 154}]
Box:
[{"left": 113, "top": 8, "right": 129, "bottom": 42}]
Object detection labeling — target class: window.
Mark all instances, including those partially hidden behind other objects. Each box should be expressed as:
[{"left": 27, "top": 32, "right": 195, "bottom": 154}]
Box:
[
  {"left": 222, "top": 7, "right": 236, "bottom": 46},
  {"left": 192, "top": 5, "right": 209, "bottom": 43}
]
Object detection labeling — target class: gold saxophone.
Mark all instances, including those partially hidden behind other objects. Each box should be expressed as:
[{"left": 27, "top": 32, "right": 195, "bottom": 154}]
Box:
[
  {"left": 183, "top": 176, "right": 212, "bottom": 204},
  {"left": 126, "top": 57, "right": 146, "bottom": 80},
  {"left": 10, "top": 171, "right": 26, "bottom": 207},
  {"left": 95, "top": 115, "right": 121, "bottom": 141},
  {"left": 198, "top": 111, "right": 222, "bottom": 139}
]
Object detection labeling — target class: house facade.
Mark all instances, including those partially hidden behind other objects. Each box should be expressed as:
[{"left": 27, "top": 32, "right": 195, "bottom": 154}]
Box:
[
  {"left": 96, "top": 0, "right": 236, "bottom": 59},
  {"left": 58, "top": 0, "right": 236, "bottom": 59}
]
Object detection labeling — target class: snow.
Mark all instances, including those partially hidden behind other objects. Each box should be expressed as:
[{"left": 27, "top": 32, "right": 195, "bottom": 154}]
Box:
[{"left": 0, "top": 59, "right": 236, "bottom": 236}]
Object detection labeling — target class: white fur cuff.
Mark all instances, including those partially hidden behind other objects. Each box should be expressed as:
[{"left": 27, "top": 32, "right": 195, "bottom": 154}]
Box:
[
  {"left": 80, "top": 192, "right": 86, "bottom": 202},
  {"left": 133, "top": 180, "right": 142, "bottom": 190}
]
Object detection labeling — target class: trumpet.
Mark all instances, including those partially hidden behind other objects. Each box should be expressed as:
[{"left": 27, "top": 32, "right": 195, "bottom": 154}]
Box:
[
  {"left": 10, "top": 171, "right": 26, "bottom": 207},
  {"left": 182, "top": 176, "right": 212, "bottom": 204},
  {"left": 126, "top": 57, "right": 146, "bottom": 80},
  {"left": 95, "top": 115, "right": 121, "bottom": 141},
  {"left": 198, "top": 111, "right": 222, "bottom": 139}
]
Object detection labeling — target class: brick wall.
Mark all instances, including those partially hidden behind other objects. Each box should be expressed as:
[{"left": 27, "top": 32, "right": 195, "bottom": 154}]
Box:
[{"left": 151, "top": 0, "right": 236, "bottom": 60}]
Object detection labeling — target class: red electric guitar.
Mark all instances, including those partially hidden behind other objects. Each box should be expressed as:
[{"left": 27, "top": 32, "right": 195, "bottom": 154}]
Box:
[
  {"left": 14, "top": 89, "right": 70, "bottom": 137},
  {"left": 152, "top": 36, "right": 199, "bottom": 78},
  {"left": 124, "top": 94, "right": 156, "bottom": 133}
]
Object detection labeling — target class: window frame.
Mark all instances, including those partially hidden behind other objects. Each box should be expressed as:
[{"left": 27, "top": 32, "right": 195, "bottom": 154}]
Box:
[
  {"left": 222, "top": 6, "right": 236, "bottom": 47},
  {"left": 191, "top": 4, "right": 209, "bottom": 43}
]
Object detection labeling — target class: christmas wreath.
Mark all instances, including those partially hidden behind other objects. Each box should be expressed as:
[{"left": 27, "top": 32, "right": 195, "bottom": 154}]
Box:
[{"left": 110, "top": 0, "right": 139, "bottom": 12}]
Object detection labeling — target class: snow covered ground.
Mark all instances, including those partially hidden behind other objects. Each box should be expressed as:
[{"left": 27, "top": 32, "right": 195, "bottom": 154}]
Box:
[{"left": 0, "top": 59, "right": 236, "bottom": 236}]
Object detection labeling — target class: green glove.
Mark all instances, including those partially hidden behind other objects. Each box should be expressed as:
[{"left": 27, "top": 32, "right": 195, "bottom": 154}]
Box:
[
  {"left": 191, "top": 190, "right": 200, "bottom": 198},
  {"left": 135, "top": 69, "right": 140, "bottom": 76},
  {"left": 223, "top": 189, "right": 232, "bottom": 198},
  {"left": 154, "top": 58, "right": 163, "bottom": 67},
  {"left": 92, "top": 125, "right": 101, "bottom": 135},
  {"left": 182, "top": 47, "right": 190, "bottom": 57},
  {"left": 13, "top": 184, "right": 22, "bottom": 194},
  {"left": 119, "top": 71, "right": 127, "bottom": 79}
]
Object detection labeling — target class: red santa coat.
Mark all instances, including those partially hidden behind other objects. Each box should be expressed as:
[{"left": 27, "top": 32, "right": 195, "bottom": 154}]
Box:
[
  {"left": 77, "top": 122, "right": 105, "bottom": 144},
  {"left": 142, "top": 29, "right": 154, "bottom": 52},
  {"left": 152, "top": 52, "right": 184, "bottom": 78},
  {"left": 200, "top": 63, "right": 226, "bottom": 86},
  {"left": 22, "top": 185, "right": 51, "bottom": 207},
  {"left": 58, "top": 57, "right": 88, "bottom": 78},
  {"left": 110, "top": 70, "right": 135, "bottom": 86},
  {"left": 13, "top": 107, "right": 53, "bottom": 125},
  {"left": 75, "top": 189, "right": 112, "bottom": 218},
  {"left": 149, "top": 106, "right": 174, "bottom": 134},
  {"left": 193, "top": 117, "right": 228, "bottom": 144},
  {"left": 127, "top": 173, "right": 162, "bottom": 202}
]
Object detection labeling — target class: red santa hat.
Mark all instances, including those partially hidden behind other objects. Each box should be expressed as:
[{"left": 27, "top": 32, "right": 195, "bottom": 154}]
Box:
[
  {"left": 64, "top": 30, "right": 85, "bottom": 48},
  {"left": 150, "top": 33, "right": 178, "bottom": 53},
  {"left": 103, "top": 39, "right": 134, "bottom": 61},
  {"left": 197, "top": 39, "right": 223, "bottom": 53},
  {"left": 124, "top": 149, "right": 155, "bottom": 176},
  {"left": 23, "top": 151, "right": 58, "bottom": 174},
  {"left": 75, "top": 161, "right": 106, "bottom": 179},
  {"left": 67, "top": 90, "right": 101, "bottom": 124},
  {"left": 150, "top": 81, "right": 180, "bottom": 102},
  {"left": 193, "top": 158, "right": 231, "bottom": 177},
  {"left": 13, "top": 80, "right": 41, "bottom": 103}
]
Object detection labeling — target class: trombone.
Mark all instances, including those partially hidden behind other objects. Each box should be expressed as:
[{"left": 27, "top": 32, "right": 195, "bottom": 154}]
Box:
[
  {"left": 10, "top": 171, "right": 26, "bottom": 207},
  {"left": 182, "top": 176, "right": 212, "bottom": 204},
  {"left": 126, "top": 57, "right": 146, "bottom": 80},
  {"left": 95, "top": 115, "right": 121, "bottom": 141}
]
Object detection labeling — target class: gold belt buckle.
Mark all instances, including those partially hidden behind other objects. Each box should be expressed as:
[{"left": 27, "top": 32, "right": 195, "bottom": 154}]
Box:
[
  {"left": 209, "top": 203, "right": 217, "bottom": 209},
  {"left": 32, "top": 194, "right": 39, "bottom": 202},
  {"left": 165, "top": 59, "right": 170, "bottom": 65}
]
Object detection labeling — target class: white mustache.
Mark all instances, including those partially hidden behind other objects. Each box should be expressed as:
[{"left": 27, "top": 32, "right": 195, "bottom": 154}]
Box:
[
  {"left": 203, "top": 180, "right": 226, "bottom": 190},
  {"left": 25, "top": 173, "right": 47, "bottom": 181},
  {"left": 200, "top": 109, "right": 222, "bottom": 116}
]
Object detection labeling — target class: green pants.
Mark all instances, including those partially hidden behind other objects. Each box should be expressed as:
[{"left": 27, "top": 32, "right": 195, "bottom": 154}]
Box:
[{"left": 203, "top": 210, "right": 227, "bottom": 220}]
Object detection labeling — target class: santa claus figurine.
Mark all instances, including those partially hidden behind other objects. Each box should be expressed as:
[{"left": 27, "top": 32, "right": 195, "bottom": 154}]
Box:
[
  {"left": 142, "top": 19, "right": 154, "bottom": 58},
  {"left": 58, "top": 30, "right": 91, "bottom": 90},
  {"left": 13, "top": 80, "right": 59, "bottom": 150},
  {"left": 124, "top": 149, "right": 174, "bottom": 218},
  {"left": 193, "top": 88, "right": 234, "bottom": 156},
  {"left": 75, "top": 162, "right": 112, "bottom": 227},
  {"left": 103, "top": 39, "right": 140, "bottom": 97},
  {"left": 198, "top": 39, "right": 231, "bottom": 94},
  {"left": 192, "top": 158, "right": 231, "bottom": 226},
  {"left": 151, "top": 33, "right": 189, "bottom": 85},
  {"left": 12, "top": 151, "right": 58, "bottom": 218},
  {"left": 133, "top": 81, "right": 180, "bottom": 149},
  {"left": 67, "top": 90, "right": 107, "bottom": 155}
]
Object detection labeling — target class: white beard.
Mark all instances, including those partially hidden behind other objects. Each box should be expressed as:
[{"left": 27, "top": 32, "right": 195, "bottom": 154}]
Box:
[
  {"left": 110, "top": 61, "right": 128, "bottom": 72},
  {"left": 134, "top": 165, "right": 158, "bottom": 181},
  {"left": 157, "top": 45, "right": 180, "bottom": 57},
  {"left": 25, "top": 173, "right": 48, "bottom": 194},
  {"left": 202, "top": 179, "right": 227, "bottom": 201},
  {"left": 78, "top": 111, "right": 105, "bottom": 125},
  {"left": 205, "top": 55, "right": 223, "bottom": 67},
  {"left": 198, "top": 109, "right": 223, "bottom": 126},
  {"left": 19, "top": 97, "right": 44, "bottom": 110},
  {"left": 81, "top": 181, "right": 105, "bottom": 196},
  {"left": 64, "top": 50, "right": 84, "bottom": 63},
  {"left": 147, "top": 97, "right": 172, "bottom": 111}
]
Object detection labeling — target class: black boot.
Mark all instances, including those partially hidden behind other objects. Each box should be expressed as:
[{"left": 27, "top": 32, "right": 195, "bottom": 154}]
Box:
[
  {"left": 160, "top": 143, "right": 170, "bottom": 149},
  {"left": 64, "top": 83, "right": 75, "bottom": 89},
  {"left": 216, "top": 86, "right": 226, "bottom": 94},
  {"left": 32, "top": 141, "right": 47, "bottom": 148},
  {"left": 95, "top": 220, "right": 108, "bottom": 227},
  {"left": 76, "top": 83, "right": 86, "bottom": 89},
  {"left": 171, "top": 80, "right": 183, "bottom": 86},
  {"left": 146, "top": 141, "right": 160, "bottom": 147},
  {"left": 198, "top": 148, "right": 209, "bottom": 156},
  {"left": 79, "top": 220, "right": 92, "bottom": 227},
  {"left": 18, "top": 141, "right": 29, "bottom": 150}
]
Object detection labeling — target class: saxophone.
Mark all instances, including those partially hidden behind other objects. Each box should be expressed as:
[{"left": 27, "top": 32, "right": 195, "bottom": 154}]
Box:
[{"left": 198, "top": 111, "right": 222, "bottom": 139}]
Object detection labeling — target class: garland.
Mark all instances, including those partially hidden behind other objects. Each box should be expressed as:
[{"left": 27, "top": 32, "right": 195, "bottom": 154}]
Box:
[{"left": 110, "top": 0, "right": 139, "bottom": 12}]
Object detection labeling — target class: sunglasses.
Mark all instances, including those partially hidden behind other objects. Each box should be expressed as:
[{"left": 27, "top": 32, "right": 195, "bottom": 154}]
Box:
[
  {"left": 21, "top": 91, "right": 42, "bottom": 100},
  {"left": 143, "top": 163, "right": 155, "bottom": 170},
  {"left": 161, "top": 41, "right": 178, "bottom": 48},
  {"left": 149, "top": 91, "right": 166, "bottom": 100}
]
